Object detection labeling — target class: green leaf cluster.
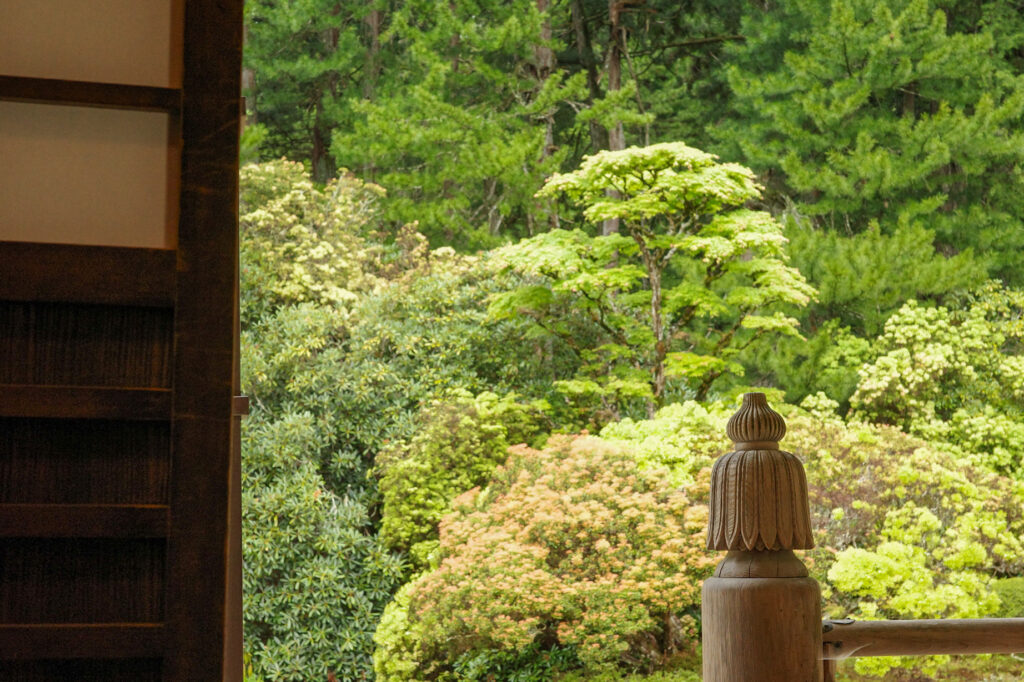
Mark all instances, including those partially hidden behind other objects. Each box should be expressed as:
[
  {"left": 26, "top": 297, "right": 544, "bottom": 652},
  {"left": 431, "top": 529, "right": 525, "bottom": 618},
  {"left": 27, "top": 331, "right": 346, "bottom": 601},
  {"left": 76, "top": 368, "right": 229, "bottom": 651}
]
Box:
[
  {"left": 240, "top": 162, "right": 578, "bottom": 680},
  {"left": 850, "top": 285, "right": 1024, "bottom": 478},
  {"left": 334, "top": 0, "right": 579, "bottom": 248},
  {"left": 379, "top": 435, "right": 713, "bottom": 678},
  {"left": 240, "top": 160, "right": 383, "bottom": 326},
  {"left": 493, "top": 143, "right": 814, "bottom": 412},
  {"left": 719, "top": 0, "right": 1024, "bottom": 283},
  {"left": 376, "top": 391, "right": 549, "bottom": 571}
]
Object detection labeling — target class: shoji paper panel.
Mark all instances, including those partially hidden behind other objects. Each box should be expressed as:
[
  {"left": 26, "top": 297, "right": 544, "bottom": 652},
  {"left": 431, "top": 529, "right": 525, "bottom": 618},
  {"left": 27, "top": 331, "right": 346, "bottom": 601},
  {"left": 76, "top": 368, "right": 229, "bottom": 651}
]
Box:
[
  {"left": 0, "top": 102, "right": 177, "bottom": 248},
  {"left": 0, "top": 0, "right": 183, "bottom": 88}
]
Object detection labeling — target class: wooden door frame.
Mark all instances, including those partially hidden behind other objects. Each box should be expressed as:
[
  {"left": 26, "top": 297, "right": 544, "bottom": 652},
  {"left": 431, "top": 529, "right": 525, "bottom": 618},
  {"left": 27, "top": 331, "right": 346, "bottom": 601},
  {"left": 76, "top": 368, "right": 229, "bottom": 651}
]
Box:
[{"left": 163, "top": 0, "right": 245, "bottom": 679}]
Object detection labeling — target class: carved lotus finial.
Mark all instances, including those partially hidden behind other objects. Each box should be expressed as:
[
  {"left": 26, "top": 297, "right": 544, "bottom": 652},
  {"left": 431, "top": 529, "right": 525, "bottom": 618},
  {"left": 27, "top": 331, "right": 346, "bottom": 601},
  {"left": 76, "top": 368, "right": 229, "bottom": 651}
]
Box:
[
  {"left": 707, "top": 393, "right": 814, "bottom": 552},
  {"left": 726, "top": 392, "right": 786, "bottom": 446}
]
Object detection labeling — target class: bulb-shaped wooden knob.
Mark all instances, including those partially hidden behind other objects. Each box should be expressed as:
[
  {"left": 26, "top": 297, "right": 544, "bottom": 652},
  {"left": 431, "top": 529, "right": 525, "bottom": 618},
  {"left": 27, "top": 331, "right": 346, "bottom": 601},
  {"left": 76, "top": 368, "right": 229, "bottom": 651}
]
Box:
[
  {"left": 708, "top": 393, "right": 814, "bottom": 551},
  {"left": 726, "top": 392, "right": 786, "bottom": 448}
]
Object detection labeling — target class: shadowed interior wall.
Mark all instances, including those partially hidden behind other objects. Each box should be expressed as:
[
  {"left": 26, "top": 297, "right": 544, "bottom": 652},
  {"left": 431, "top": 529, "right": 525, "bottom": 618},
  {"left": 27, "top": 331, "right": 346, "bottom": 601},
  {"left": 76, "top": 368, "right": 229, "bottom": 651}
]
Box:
[{"left": 0, "top": 1, "right": 243, "bottom": 679}]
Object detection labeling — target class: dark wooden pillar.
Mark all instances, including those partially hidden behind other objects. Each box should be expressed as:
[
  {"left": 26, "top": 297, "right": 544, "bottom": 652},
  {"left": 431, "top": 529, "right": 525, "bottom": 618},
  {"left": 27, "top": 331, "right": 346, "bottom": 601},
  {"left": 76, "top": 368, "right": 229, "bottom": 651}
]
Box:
[
  {"left": 163, "top": 0, "right": 244, "bottom": 679},
  {"left": 0, "top": 1, "right": 245, "bottom": 679}
]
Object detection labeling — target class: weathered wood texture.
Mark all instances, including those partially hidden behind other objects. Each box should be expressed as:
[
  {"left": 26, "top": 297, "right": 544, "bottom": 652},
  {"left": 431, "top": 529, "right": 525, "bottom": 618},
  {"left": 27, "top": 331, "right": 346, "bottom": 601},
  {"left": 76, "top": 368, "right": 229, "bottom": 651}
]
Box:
[
  {"left": 0, "top": 1, "right": 243, "bottom": 677},
  {"left": 702, "top": 577, "right": 823, "bottom": 682},
  {"left": 0, "top": 302, "right": 173, "bottom": 386},
  {"left": 0, "top": 386, "right": 172, "bottom": 421},
  {"left": 0, "top": 419, "right": 169, "bottom": 504},
  {"left": 162, "top": 0, "right": 245, "bottom": 678},
  {"left": 0, "top": 659, "right": 162, "bottom": 682},
  {"left": 707, "top": 393, "right": 814, "bottom": 551},
  {"left": 0, "top": 539, "right": 164, "bottom": 623},
  {"left": 0, "top": 242, "right": 175, "bottom": 307},
  {"left": 712, "top": 549, "right": 808, "bottom": 578},
  {"left": 0, "top": 504, "right": 169, "bottom": 538},
  {"left": 702, "top": 394, "right": 822, "bottom": 682},
  {"left": 0, "top": 623, "right": 163, "bottom": 659},
  {"left": 823, "top": 618, "right": 1024, "bottom": 659}
]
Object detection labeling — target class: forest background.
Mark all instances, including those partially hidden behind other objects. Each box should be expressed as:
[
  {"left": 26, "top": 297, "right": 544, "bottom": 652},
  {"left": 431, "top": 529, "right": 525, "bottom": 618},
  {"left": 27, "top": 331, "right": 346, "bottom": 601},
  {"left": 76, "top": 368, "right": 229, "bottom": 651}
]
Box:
[{"left": 238, "top": 0, "right": 1024, "bottom": 680}]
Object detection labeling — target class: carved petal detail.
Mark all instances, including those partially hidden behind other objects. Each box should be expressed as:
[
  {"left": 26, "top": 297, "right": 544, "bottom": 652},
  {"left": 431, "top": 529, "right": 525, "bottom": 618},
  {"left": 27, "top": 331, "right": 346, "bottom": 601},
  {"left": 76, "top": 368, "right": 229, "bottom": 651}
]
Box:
[{"left": 707, "top": 448, "right": 814, "bottom": 551}]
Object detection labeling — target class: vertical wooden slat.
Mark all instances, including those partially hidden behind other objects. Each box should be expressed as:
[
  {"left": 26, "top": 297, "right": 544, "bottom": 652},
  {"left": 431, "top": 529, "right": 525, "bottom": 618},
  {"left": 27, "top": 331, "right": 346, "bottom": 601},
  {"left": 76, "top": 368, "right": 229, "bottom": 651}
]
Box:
[
  {"left": 162, "top": 0, "right": 244, "bottom": 679},
  {"left": 223, "top": 232, "right": 244, "bottom": 682}
]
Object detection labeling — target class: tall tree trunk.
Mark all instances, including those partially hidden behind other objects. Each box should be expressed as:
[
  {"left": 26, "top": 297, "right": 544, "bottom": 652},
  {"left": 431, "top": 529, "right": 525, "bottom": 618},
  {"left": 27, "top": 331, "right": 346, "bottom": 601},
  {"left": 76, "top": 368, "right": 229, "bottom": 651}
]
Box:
[
  {"left": 571, "top": 0, "right": 608, "bottom": 153},
  {"left": 535, "top": 0, "right": 556, "bottom": 160},
  {"left": 360, "top": 3, "right": 384, "bottom": 178},
  {"left": 363, "top": 5, "right": 383, "bottom": 99},
  {"left": 902, "top": 82, "right": 916, "bottom": 119},
  {"left": 534, "top": 0, "right": 559, "bottom": 231},
  {"left": 312, "top": 9, "right": 342, "bottom": 182},
  {"left": 449, "top": 1, "right": 460, "bottom": 72},
  {"left": 603, "top": 0, "right": 625, "bottom": 235},
  {"left": 312, "top": 103, "right": 330, "bottom": 182},
  {"left": 643, "top": 247, "right": 666, "bottom": 413},
  {"left": 241, "top": 23, "right": 256, "bottom": 123}
]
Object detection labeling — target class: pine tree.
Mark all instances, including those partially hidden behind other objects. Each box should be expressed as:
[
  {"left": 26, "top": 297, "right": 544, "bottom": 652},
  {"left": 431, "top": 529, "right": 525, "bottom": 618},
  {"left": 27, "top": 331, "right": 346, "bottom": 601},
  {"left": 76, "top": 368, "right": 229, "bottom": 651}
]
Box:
[
  {"left": 333, "top": 0, "right": 586, "bottom": 248},
  {"left": 245, "top": 0, "right": 383, "bottom": 180},
  {"left": 717, "top": 0, "right": 1024, "bottom": 283}
]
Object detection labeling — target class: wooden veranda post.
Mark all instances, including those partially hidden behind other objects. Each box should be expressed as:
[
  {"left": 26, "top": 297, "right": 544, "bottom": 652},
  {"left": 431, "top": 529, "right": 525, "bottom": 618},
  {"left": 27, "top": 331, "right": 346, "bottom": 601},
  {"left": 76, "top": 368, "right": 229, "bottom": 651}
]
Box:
[{"left": 702, "top": 393, "right": 822, "bottom": 681}]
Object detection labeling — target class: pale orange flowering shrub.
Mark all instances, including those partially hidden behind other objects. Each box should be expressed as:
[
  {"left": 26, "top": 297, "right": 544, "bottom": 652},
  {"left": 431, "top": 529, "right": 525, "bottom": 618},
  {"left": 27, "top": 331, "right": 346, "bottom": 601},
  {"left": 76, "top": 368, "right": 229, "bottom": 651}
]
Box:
[{"left": 404, "top": 435, "right": 714, "bottom": 674}]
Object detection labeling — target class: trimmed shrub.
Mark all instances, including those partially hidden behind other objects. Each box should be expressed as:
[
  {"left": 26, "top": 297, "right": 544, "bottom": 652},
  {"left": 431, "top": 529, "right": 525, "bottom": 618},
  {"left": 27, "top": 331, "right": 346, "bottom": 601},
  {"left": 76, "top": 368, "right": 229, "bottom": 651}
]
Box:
[
  {"left": 994, "top": 577, "right": 1024, "bottom": 618},
  {"left": 377, "top": 391, "right": 549, "bottom": 571},
  {"left": 391, "top": 435, "right": 714, "bottom": 677}
]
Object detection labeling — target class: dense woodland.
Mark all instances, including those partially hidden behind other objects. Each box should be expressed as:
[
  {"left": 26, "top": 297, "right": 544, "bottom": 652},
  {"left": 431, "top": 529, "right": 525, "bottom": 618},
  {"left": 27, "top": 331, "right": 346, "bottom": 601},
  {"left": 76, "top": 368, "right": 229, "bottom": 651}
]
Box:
[{"left": 239, "top": 1, "right": 1024, "bottom": 680}]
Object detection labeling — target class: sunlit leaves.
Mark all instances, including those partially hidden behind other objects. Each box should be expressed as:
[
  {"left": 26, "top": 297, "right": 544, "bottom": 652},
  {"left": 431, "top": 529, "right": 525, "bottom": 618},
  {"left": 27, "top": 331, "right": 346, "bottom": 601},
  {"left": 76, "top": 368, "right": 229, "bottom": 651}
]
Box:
[{"left": 497, "top": 143, "right": 814, "bottom": 409}]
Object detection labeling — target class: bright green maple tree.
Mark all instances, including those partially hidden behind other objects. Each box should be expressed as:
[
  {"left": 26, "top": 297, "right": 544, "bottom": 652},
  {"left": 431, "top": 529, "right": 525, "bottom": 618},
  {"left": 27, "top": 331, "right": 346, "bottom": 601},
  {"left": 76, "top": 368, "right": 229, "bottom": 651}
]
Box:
[{"left": 491, "top": 142, "right": 815, "bottom": 414}]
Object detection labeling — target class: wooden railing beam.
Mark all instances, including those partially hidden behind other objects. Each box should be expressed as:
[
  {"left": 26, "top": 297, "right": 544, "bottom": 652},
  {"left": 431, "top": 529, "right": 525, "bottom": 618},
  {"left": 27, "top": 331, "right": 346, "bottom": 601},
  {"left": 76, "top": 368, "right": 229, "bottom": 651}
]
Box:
[{"left": 823, "top": 618, "right": 1024, "bottom": 660}]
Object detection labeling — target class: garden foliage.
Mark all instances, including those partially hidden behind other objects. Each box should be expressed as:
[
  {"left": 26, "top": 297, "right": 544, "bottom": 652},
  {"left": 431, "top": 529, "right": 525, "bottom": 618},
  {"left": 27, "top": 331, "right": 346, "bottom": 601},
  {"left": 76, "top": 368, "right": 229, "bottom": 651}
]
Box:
[
  {"left": 491, "top": 143, "right": 814, "bottom": 414},
  {"left": 376, "top": 391, "right": 549, "bottom": 571},
  {"left": 719, "top": 0, "right": 1024, "bottom": 282},
  {"left": 240, "top": 162, "right": 566, "bottom": 680},
  {"left": 238, "top": 152, "right": 1024, "bottom": 680},
  {"left": 791, "top": 411, "right": 1024, "bottom": 676},
  {"left": 376, "top": 436, "right": 714, "bottom": 678},
  {"left": 850, "top": 286, "right": 1024, "bottom": 479},
  {"left": 241, "top": 162, "right": 402, "bottom": 679},
  {"left": 238, "top": 2, "right": 1024, "bottom": 672}
]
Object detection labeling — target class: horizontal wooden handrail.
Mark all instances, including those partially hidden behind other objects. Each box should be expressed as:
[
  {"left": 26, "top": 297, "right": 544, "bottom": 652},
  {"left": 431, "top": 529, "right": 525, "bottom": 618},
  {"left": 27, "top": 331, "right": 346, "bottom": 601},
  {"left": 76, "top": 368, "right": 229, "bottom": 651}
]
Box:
[
  {"left": 0, "top": 385, "right": 172, "bottom": 420},
  {"left": 0, "top": 241, "right": 176, "bottom": 307},
  {"left": 0, "top": 504, "right": 170, "bottom": 538},
  {"left": 823, "top": 618, "right": 1024, "bottom": 660}
]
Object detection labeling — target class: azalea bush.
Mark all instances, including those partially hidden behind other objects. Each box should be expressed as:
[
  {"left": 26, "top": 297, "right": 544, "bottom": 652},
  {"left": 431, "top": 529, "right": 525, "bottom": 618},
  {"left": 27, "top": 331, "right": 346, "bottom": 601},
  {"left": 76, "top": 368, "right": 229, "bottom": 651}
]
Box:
[
  {"left": 239, "top": 159, "right": 383, "bottom": 325},
  {"left": 376, "top": 435, "right": 714, "bottom": 678},
  {"left": 598, "top": 400, "right": 732, "bottom": 487},
  {"left": 592, "top": 398, "right": 1024, "bottom": 679},
  {"left": 240, "top": 161, "right": 575, "bottom": 680},
  {"left": 784, "top": 409, "right": 1024, "bottom": 678},
  {"left": 376, "top": 391, "right": 550, "bottom": 571},
  {"left": 850, "top": 285, "right": 1024, "bottom": 479}
]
